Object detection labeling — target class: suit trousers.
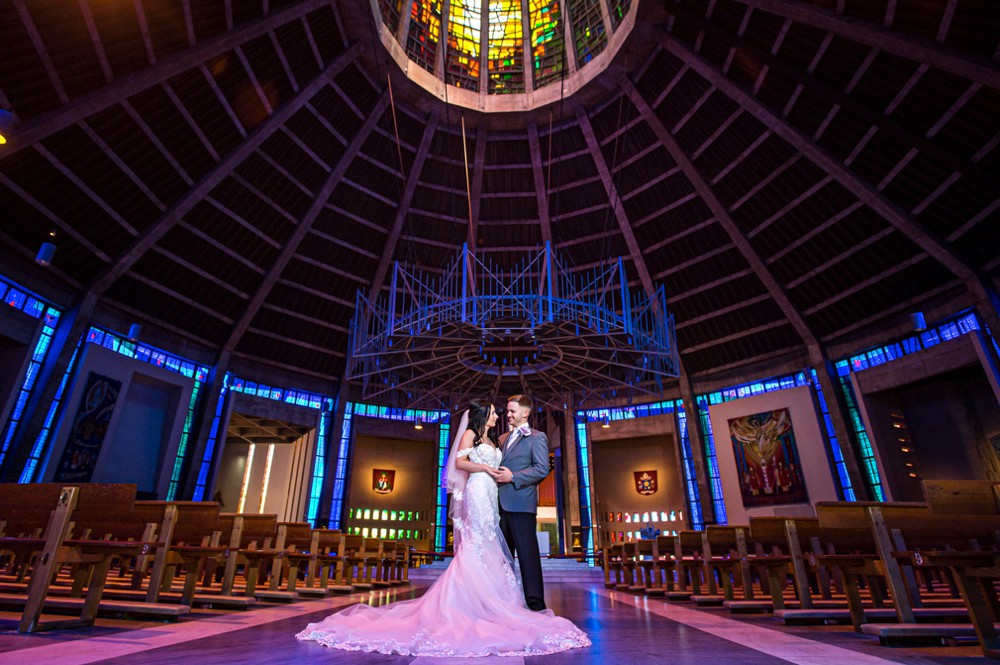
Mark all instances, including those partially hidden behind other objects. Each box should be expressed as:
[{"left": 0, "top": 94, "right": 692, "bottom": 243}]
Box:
[{"left": 499, "top": 507, "right": 545, "bottom": 610}]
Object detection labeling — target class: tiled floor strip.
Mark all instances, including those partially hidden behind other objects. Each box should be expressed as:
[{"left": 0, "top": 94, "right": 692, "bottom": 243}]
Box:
[
  {"left": 6, "top": 590, "right": 395, "bottom": 665},
  {"left": 595, "top": 588, "right": 903, "bottom": 665}
]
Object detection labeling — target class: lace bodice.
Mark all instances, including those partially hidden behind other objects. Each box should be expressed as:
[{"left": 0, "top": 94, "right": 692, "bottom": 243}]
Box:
[
  {"left": 457, "top": 442, "right": 502, "bottom": 468},
  {"left": 454, "top": 444, "right": 503, "bottom": 562}
]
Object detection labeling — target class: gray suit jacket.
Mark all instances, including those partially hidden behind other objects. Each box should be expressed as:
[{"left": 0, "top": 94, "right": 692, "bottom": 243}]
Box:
[{"left": 498, "top": 429, "right": 550, "bottom": 514}]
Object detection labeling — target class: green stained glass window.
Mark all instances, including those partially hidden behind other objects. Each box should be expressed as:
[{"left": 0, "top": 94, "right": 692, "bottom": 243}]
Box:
[
  {"left": 608, "top": 0, "right": 630, "bottom": 27},
  {"left": 569, "top": 0, "right": 606, "bottom": 65},
  {"left": 529, "top": 0, "right": 563, "bottom": 88}
]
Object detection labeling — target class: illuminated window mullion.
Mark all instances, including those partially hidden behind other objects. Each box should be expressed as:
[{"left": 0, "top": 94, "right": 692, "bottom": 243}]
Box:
[
  {"left": 259, "top": 443, "right": 275, "bottom": 513},
  {"left": 238, "top": 444, "right": 256, "bottom": 514}
]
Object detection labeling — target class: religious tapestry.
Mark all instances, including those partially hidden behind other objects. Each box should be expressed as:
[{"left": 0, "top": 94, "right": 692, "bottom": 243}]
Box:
[
  {"left": 373, "top": 469, "right": 396, "bottom": 494},
  {"left": 728, "top": 408, "right": 808, "bottom": 507},
  {"left": 633, "top": 470, "right": 658, "bottom": 495},
  {"left": 54, "top": 372, "right": 122, "bottom": 482}
]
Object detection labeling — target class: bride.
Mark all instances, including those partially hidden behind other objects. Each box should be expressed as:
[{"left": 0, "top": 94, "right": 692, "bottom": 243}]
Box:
[{"left": 296, "top": 399, "right": 591, "bottom": 657}]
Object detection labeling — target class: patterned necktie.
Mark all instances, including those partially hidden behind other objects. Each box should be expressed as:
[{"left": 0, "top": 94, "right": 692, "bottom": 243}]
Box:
[{"left": 506, "top": 424, "right": 530, "bottom": 451}]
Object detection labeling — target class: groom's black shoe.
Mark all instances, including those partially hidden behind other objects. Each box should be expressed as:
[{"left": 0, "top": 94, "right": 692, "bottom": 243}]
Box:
[{"left": 528, "top": 603, "right": 547, "bottom": 612}]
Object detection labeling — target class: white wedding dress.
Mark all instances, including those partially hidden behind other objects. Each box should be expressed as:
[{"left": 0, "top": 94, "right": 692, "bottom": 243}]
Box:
[{"left": 296, "top": 442, "right": 591, "bottom": 657}]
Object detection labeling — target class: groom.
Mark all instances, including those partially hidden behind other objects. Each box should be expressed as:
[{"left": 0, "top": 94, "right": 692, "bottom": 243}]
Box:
[{"left": 496, "top": 394, "right": 550, "bottom": 611}]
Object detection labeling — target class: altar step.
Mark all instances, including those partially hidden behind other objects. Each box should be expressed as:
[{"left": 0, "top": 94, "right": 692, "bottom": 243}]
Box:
[{"left": 408, "top": 557, "right": 603, "bottom": 582}]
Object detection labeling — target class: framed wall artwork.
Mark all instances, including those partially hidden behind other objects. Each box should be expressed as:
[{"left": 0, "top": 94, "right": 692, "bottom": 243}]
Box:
[{"left": 728, "top": 408, "right": 808, "bottom": 507}]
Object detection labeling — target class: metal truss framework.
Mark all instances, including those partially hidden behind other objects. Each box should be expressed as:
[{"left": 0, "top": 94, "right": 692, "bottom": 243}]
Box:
[{"left": 348, "top": 243, "right": 680, "bottom": 410}]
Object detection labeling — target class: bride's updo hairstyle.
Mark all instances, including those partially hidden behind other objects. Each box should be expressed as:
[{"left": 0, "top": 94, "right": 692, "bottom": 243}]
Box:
[{"left": 465, "top": 399, "right": 500, "bottom": 448}]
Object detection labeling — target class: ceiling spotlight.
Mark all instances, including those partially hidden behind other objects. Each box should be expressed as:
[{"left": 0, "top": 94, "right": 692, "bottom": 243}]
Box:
[
  {"left": 35, "top": 240, "right": 56, "bottom": 266},
  {"left": 601, "top": 415, "right": 611, "bottom": 429},
  {"left": 127, "top": 323, "right": 142, "bottom": 342},
  {"left": 414, "top": 416, "right": 423, "bottom": 430}
]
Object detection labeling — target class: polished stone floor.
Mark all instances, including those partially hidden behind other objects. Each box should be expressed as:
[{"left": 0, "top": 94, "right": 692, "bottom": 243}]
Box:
[{"left": 0, "top": 583, "right": 991, "bottom": 664}]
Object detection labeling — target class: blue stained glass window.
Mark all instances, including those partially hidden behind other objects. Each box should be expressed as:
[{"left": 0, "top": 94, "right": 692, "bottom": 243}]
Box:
[
  {"left": 23, "top": 298, "right": 44, "bottom": 318},
  {"left": 327, "top": 401, "right": 353, "bottom": 528},
  {"left": 810, "top": 368, "right": 855, "bottom": 500},
  {"left": 193, "top": 374, "right": 229, "bottom": 500},
  {"left": 674, "top": 401, "right": 703, "bottom": 530},
  {"left": 0, "top": 275, "right": 64, "bottom": 471},
  {"left": 574, "top": 418, "right": 594, "bottom": 557},
  {"left": 695, "top": 396, "right": 728, "bottom": 525},
  {"left": 5, "top": 288, "right": 27, "bottom": 310},
  {"left": 435, "top": 421, "right": 451, "bottom": 550}
]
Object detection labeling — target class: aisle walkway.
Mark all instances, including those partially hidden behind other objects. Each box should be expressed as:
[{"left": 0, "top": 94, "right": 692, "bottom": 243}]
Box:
[{"left": 0, "top": 582, "right": 990, "bottom": 664}]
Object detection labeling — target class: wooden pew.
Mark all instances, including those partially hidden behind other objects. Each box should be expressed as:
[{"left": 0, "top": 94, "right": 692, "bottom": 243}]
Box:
[
  {"left": 216, "top": 513, "right": 279, "bottom": 597},
  {"left": 0, "top": 484, "right": 188, "bottom": 632},
  {"left": 922, "top": 479, "right": 1000, "bottom": 515},
  {"left": 650, "top": 534, "right": 687, "bottom": 598},
  {"left": 903, "top": 551, "right": 1000, "bottom": 657},
  {"left": 369, "top": 540, "right": 394, "bottom": 589},
  {"left": 634, "top": 537, "right": 667, "bottom": 596},
  {"left": 348, "top": 537, "right": 381, "bottom": 590},
  {"left": 674, "top": 530, "right": 711, "bottom": 597},
  {"left": 814, "top": 501, "right": 930, "bottom": 628},
  {"left": 297, "top": 529, "right": 342, "bottom": 596},
  {"left": 375, "top": 541, "right": 411, "bottom": 588},
  {"left": 813, "top": 501, "right": 995, "bottom": 631},
  {"left": 620, "top": 540, "right": 643, "bottom": 592},
  {"left": 258, "top": 521, "right": 315, "bottom": 600},
  {"left": 601, "top": 542, "right": 623, "bottom": 589},
  {"left": 1, "top": 484, "right": 80, "bottom": 584},
  {"left": 703, "top": 525, "right": 753, "bottom": 604},
  {"left": 294, "top": 530, "right": 373, "bottom": 594},
  {"left": 409, "top": 538, "right": 434, "bottom": 568},
  {"left": 129, "top": 501, "right": 231, "bottom": 607},
  {"left": 851, "top": 506, "right": 1000, "bottom": 650},
  {"left": 393, "top": 541, "right": 413, "bottom": 585},
  {"left": 746, "top": 516, "right": 831, "bottom": 614}
]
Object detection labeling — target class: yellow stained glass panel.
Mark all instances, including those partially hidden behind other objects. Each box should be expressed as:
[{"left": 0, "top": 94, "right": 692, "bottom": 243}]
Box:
[{"left": 448, "top": 0, "right": 482, "bottom": 87}]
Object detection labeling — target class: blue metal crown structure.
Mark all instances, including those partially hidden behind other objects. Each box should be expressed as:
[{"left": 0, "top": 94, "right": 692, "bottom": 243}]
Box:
[{"left": 347, "top": 243, "right": 679, "bottom": 409}]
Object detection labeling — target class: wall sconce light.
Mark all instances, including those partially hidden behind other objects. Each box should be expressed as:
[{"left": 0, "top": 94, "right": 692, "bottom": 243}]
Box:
[
  {"left": 36, "top": 230, "right": 58, "bottom": 266},
  {"left": 414, "top": 415, "right": 423, "bottom": 430},
  {"left": 601, "top": 415, "right": 611, "bottom": 429},
  {"left": 127, "top": 323, "right": 142, "bottom": 341}
]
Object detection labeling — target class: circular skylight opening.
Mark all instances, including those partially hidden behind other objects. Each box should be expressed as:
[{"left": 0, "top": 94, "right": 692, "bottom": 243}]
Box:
[{"left": 374, "top": 0, "right": 635, "bottom": 111}]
